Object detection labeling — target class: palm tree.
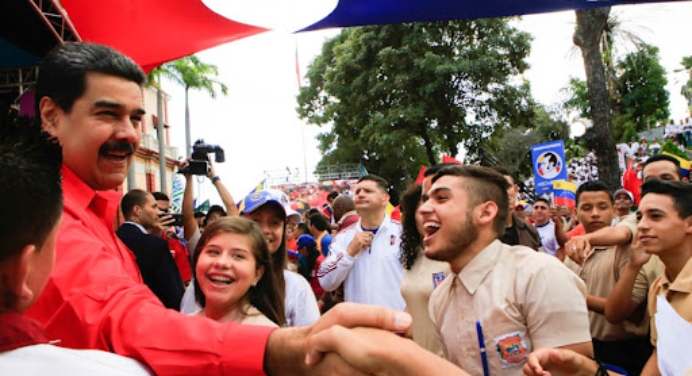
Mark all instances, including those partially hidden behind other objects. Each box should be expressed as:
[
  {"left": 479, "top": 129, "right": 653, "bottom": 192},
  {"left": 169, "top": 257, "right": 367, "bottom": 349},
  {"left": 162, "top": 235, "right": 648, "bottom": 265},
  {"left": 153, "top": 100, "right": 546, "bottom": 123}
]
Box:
[{"left": 158, "top": 55, "right": 228, "bottom": 157}]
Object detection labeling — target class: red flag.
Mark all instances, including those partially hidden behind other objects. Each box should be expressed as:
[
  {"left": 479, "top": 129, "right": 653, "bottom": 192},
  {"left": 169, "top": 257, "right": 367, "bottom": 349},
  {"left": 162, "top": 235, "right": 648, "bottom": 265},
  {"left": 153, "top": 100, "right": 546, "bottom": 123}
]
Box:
[
  {"left": 415, "top": 166, "right": 427, "bottom": 184},
  {"left": 622, "top": 157, "right": 642, "bottom": 205},
  {"left": 442, "top": 155, "right": 462, "bottom": 164},
  {"left": 295, "top": 43, "right": 302, "bottom": 88}
]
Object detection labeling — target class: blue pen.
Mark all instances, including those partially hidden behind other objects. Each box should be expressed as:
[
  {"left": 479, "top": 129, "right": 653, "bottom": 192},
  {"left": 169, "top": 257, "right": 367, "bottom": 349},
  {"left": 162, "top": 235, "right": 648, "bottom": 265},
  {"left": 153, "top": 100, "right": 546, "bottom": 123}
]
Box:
[{"left": 476, "top": 321, "right": 490, "bottom": 376}]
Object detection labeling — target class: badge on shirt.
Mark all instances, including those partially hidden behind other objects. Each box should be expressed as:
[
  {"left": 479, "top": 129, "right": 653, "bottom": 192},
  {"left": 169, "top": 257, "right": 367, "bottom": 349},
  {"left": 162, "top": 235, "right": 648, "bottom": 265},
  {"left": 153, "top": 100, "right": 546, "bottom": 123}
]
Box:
[
  {"left": 389, "top": 234, "right": 396, "bottom": 245},
  {"left": 494, "top": 331, "right": 528, "bottom": 368},
  {"left": 432, "top": 272, "right": 445, "bottom": 289}
]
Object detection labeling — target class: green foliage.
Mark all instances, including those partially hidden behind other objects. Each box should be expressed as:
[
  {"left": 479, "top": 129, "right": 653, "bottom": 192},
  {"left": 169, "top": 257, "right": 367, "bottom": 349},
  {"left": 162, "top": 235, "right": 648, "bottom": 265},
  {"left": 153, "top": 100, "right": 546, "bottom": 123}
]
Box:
[
  {"left": 681, "top": 55, "right": 692, "bottom": 116},
  {"left": 661, "top": 140, "right": 688, "bottom": 159},
  {"left": 563, "top": 78, "right": 590, "bottom": 118},
  {"left": 615, "top": 44, "right": 669, "bottom": 131},
  {"left": 489, "top": 106, "right": 572, "bottom": 179},
  {"left": 297, "top": 20, "right": 532, "bottom": 197},
  {"left": 564, "top": 44, "right": 669, "bottom": 140}
]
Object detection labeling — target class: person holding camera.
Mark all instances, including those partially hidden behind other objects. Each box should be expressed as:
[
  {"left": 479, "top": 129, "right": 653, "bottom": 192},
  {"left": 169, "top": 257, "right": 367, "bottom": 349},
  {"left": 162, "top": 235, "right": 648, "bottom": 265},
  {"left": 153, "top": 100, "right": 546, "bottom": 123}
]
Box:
[{"left": 116, "top": 189, "right": 185, "bottom": 310}]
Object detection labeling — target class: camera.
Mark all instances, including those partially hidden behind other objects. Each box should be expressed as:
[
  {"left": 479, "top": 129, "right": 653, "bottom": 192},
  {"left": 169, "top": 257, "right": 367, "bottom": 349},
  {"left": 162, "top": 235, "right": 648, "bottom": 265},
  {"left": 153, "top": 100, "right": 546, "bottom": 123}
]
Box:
[
  {"left": 160, "top": 213, "right": 185, "bottom": 227},
  {"left": 179, "top": 140, "right": 225, "bottom": 175}
]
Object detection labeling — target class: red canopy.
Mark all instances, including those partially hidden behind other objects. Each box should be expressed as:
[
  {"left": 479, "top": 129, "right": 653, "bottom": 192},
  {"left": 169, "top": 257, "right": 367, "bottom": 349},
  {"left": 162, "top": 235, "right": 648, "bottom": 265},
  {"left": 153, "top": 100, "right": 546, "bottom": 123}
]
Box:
[{"left": 61, "top": 0, "right": 267, "bottom": 72}]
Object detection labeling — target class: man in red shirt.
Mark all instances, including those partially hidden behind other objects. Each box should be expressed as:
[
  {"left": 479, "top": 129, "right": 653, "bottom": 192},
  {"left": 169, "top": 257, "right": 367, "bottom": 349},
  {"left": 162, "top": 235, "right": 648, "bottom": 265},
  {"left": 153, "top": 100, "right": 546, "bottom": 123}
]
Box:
[{"left": 26, "top": 41, "right": 410, "bottom": 376}]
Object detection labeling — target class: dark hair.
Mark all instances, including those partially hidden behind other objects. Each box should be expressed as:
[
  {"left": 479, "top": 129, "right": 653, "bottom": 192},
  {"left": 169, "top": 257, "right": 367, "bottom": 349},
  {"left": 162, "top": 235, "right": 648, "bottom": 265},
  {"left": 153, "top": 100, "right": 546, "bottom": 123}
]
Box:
[
  {"left": 203, "top": 205, "right": 226, "bottom": 226},
  {"left": 297, "top": 241, "right": 321, "bottom": 282},
  {"left": 423, "top": 163, "right": 460, "bottom": 177},
  {"left": 194, "top": 211, "right": 205, "bottom": 219},
  {"left": 0, "top": 118, "right": 63, "bottom": 308},
  {"left": 643, "top": 154, "right": 683, "bottom": 180},
  {"left": 576, "top": 181, "right": 612, "bottom": 207},
  {"left": 309, "top": 214, "right": 329, "bottom": 232},
  {"left": 432, "top": 165, "right": 510, "bottom": 236},
  {"left": 307, "top": 207, "right": 320, "bottom": 217},
  {"left": 327, "top": 191, "right": 339, "bottom": 201},
  {"left": 151, "top": 192, "right": 169, "bottom": 202},
  {"left": 192, "top": 217, "right": 286, "bottom": 326},
  {"left": 36, "top": 42, "right": 145, "bottom": 117},
  {"left": 296, "top": 222, "right": 309, "bottom": 236},
  {"left": 641, "top": 179, "right": 692, "bottom": 219},
  {"left": 358, "top": 174, "right": 389, "bottom": 193},
  {"left": 121, "top": 189, "right": 151, "bottom": 219},
  {"left": 534, "top": 197, "right": 551, "bottom": 207},
  {"left": 399, "top": 183, "right": 423, "bottom": 270}
]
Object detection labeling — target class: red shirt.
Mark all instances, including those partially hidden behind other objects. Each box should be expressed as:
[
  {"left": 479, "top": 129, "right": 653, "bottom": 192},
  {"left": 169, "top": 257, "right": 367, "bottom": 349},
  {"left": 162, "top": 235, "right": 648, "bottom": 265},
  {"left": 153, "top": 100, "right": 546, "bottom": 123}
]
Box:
[
  {"left": 0, "top": 312, "right": 49, "bottom": 352},
  {"left": 25, "top": 165, "right": 273, "bottom": 376},
  {"left": 163, "top": 234, "right": 192, "bottom": 284}
]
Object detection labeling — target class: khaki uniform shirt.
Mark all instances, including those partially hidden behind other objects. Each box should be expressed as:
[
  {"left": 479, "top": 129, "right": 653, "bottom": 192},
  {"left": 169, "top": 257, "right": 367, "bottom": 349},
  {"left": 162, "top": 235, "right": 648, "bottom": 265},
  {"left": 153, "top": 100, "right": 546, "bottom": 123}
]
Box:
[
  {"left": 565, "top": 244, "right": 651, "bottom": 340},
  {"left": 649, "top": 257, "right": 692, "bottom": 346},
  {"left": 429, "top": 240, "right": 591, "bottom": 375},
  {"left": 400, "top": 250, "right": 448, "bottom": 356}
]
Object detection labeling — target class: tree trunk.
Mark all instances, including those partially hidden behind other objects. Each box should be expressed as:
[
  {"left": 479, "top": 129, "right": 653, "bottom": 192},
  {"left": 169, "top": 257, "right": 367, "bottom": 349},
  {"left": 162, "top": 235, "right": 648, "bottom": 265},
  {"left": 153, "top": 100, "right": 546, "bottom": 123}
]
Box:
[
  {"left": 419, "top": 123, "right": 437, "bottom": 166},
  {"left": 574, "top": 8, "right": 620, "bottom": 190}
]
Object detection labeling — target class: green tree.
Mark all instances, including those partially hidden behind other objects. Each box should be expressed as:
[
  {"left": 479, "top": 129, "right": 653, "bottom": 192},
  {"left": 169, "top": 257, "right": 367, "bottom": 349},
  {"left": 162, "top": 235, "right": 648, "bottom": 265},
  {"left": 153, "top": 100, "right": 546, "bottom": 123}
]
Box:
[
  {"left": 615, "top": 44, "right": 669, "bottom": 131},
  {"left": 297, "top": 20, "right": 532, "bottom": 197},
  {"left": 149, "top": 55, "right": 228, "bottom": 157}
]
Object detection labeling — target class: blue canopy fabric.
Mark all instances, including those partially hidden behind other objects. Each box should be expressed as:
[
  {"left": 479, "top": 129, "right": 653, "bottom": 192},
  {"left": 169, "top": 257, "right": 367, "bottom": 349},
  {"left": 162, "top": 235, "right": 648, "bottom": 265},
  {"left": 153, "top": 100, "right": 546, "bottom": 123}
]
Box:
[{"left": 301, "top": 0, "right": 685, "bottom": 31}]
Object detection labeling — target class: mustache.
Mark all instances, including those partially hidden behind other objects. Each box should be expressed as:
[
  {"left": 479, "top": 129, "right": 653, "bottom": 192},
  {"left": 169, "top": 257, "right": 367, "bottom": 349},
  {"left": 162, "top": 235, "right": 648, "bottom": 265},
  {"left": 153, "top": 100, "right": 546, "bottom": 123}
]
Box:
[{"left": 99, "top": 141, "right": 135, "bottom": 155}]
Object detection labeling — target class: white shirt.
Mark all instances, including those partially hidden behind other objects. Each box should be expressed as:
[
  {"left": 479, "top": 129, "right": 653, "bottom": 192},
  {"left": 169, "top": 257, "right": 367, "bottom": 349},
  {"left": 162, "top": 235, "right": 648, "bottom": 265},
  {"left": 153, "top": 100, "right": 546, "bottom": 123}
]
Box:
[
  {"left": 534, "top": 220, "right": 560, "bottom": 257},
  {"left": 180, "top": 270, "right": 320, "bottom": 326},
  {"left": 1, "top": 344, "right": 153, "bottom": 376},
  {"left": 318, "top": 215, "right": 406, "bottom": 310}
]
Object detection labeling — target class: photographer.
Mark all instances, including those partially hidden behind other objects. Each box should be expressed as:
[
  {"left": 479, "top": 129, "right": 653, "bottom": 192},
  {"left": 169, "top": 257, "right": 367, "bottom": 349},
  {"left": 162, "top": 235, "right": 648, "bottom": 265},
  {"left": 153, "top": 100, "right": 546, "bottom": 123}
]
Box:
[{"left": 181, "top": 157, "right": 237, "bottom": 257}]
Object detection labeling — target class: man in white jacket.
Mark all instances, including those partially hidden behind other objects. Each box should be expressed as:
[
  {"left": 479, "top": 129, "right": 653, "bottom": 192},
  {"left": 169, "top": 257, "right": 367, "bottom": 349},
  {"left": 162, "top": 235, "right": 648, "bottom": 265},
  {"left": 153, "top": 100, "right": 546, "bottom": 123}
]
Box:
[{"left": 318, "top": 175, "right": 406, "bottom": 310}]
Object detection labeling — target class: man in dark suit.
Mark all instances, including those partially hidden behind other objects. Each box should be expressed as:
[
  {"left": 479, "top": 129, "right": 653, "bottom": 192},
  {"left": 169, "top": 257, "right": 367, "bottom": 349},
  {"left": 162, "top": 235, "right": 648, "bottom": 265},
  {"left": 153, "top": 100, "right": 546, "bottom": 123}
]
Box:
[{"left": 117, "top": 189, "right": 184, "bottom": 310}]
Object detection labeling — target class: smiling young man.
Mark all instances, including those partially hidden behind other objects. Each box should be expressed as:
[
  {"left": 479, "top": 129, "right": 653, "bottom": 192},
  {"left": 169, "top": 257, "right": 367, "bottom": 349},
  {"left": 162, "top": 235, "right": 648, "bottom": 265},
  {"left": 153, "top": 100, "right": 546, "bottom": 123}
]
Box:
[
  {"left": 563, "top": 181, "right": 652, "bottom": 375},
  {"left": 26, "top": 42, "right": 411, "bottom": 376},
  {"left": 423, "top": 165, "right": 591, "bottom": 375},
  {"left": 637, "top": 179, "right": 692, "bottom": 375}
]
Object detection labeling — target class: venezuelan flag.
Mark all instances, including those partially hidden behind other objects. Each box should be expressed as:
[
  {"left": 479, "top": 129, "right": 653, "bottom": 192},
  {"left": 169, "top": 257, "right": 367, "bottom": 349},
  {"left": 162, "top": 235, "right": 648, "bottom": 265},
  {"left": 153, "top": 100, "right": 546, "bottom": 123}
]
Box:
[
  {"left": 663, "top": 152, "right": 692, "bottom": 178},
  {"left": 552, "top": 180, "right": 576, "bottom": 210}
]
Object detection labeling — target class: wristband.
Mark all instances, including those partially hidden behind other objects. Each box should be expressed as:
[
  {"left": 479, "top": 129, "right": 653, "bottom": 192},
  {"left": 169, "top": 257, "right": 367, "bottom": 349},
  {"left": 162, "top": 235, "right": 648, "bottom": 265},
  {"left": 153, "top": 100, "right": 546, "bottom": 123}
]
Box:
[{"left": 211, "top": 176, "right": 221, "bottom": 184}]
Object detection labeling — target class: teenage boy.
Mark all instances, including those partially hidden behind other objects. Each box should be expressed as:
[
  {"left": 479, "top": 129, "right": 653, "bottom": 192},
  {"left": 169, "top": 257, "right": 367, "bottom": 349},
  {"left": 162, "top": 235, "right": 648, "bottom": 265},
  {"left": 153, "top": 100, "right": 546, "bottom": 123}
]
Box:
[
  {"left": 563, "top": 181, "right": 651, "bottom": 375},
  {"left": 422, "top": 165, "right": 591, "bottom": 375}
]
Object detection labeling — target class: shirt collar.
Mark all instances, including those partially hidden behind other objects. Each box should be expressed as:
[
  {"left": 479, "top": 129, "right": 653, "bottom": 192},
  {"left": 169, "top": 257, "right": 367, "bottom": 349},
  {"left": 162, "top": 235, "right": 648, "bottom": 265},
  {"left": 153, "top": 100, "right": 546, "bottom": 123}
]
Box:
[
  {"left": 457, "top": 239, "right": 503, "bottom": 295},
  {"left": 124, "top": 221, "right": 149, "bottom": 235},
  {"left": 668, "top": 257, "right": 692, "bottom": 294},
  {"left": 0, "top": 311, "right": 49, "bottom": 352},
  {"left": 338, "top": 211, "right": 358, "bottom": 225},
  {"left": 62, "top": 164, "right": 123, "bottom": 227}
]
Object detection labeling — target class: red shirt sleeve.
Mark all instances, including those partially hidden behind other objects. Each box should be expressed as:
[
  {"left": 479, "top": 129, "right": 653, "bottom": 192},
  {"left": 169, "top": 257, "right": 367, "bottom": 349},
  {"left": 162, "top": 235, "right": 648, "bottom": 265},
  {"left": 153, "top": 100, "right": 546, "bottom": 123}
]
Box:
[{"left": 26, "top": 207, "right": 274, "bottom": 376}]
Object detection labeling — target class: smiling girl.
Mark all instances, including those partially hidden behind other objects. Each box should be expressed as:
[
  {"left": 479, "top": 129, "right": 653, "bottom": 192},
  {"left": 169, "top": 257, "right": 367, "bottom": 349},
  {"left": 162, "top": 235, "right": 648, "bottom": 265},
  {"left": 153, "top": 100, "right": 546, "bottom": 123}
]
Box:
[{"left": 192, "top": 217, "right": 285, "bottom": 326}]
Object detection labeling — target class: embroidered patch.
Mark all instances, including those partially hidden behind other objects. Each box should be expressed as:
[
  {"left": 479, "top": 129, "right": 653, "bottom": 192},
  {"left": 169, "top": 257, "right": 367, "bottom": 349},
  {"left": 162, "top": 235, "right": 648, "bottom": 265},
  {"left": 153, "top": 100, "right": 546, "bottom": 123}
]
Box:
[
  {"left": 389, "top": 234, "right": 396, "bottom": 245},
  {"left": 432, "top": 272, "right": 445, "bottom": 289},
  {"left": 494, "top": 331, "right": 528, "bottom": 368}
]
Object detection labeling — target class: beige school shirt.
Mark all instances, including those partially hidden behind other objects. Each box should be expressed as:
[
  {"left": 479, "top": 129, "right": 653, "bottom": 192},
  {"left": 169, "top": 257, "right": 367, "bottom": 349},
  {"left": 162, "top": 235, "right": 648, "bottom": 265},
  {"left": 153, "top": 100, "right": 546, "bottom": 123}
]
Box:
[
  {"left": 400, "top": 250, "right": 448, "bottom": 356},
  {"left": 429, "top": 240, "right": 591, "bottom": 376},
  {"left": 649, "top": 257, "right": 692, "bottom": 346},
  {"left": 565, "top": 244, "right": 651, "bottom": 341}
]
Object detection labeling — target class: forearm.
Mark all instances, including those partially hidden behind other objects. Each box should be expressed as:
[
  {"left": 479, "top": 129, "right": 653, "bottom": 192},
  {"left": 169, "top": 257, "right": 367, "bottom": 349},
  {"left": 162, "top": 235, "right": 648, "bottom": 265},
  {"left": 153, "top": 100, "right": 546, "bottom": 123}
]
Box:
[
  {"left": 182, "top": 176, "right": 198, "bottom": 241},
  {"left": 265, "top": 327, "right": 309, "bottom": 376},
  {"left": 586, "top": 225, "right": 631, "bottom": 247},
  {"left": 384, "top": 340, "right": 469, "bottom": 376},
  {"left": 604, "top": 263, "right": 641, "bottom": 323},
  {"left": 641, "top": 351, "right": 660, "bottom": 376},
  {"left": 213, "top": 178, "right": 238, "bottom": 217},
  {"left": 555, "top": 222, "right": 569, "bottom": 247},
  {"left": 586, "top": 294, "right": 607, "bottom": 314}
]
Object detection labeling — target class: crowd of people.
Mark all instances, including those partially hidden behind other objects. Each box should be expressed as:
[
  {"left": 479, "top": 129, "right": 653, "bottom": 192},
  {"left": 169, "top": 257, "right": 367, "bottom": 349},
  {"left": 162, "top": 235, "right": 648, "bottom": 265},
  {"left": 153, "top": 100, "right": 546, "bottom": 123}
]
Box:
[{"left": 1, "top": 41, "right": 691, "bottom": 376}]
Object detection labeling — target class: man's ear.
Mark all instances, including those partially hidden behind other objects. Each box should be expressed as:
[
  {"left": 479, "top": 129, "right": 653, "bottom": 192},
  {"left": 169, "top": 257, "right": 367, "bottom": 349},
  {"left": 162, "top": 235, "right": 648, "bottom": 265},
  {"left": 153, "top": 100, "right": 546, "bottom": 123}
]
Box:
[
  {"left": 132, "top": 205, "right": 142, "bottom": 219},
  {"left": 38, "top": 97, "right": 63, "bottom": 136},
  {"left": 685, "top": 216, "right": 692, "bottom": 235},
  {"left": 475, "top": 201, "right": 498, "bottom": 228},
  {"left": 0, "top": 244, "right": 37, "bottom": 312}
]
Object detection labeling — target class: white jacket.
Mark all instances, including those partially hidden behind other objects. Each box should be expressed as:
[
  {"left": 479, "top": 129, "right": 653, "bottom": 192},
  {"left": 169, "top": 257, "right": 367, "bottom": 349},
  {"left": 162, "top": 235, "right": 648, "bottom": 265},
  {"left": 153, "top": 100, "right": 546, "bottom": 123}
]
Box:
[{"left": 318, "top": 215, "right": 406, "bottom": 310}]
